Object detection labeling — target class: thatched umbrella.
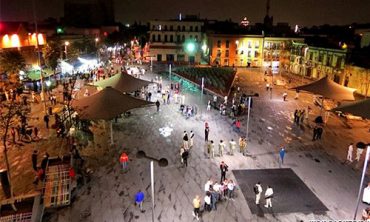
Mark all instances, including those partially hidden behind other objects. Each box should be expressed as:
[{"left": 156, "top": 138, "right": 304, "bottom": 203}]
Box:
[
  {"left": 332, "top": 98, "right": 370, "bottom": 119},
  {"left": 72, "top": 87, "right": 153, "bottom": 144},
  {"left": 93, "top": 72, "right": 151, "bottom": 93}
]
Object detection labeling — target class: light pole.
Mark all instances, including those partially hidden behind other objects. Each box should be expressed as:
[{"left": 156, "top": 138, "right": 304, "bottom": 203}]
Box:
[
  {"left": 354, "top": 145, "right": 370, "bottom": 220},
  {"left": 245, "top": 93, "right": 259, "bottom": 139},
  {"left": 150, "top": 56, "right": 153, "bottom": 72},
  {"left": 32, "top": 0, "right": 47, "bottom": 113},
  {"left": 302, "top": 46, "right": 309, "bottom": 84},
  {"left": 64, "top": 41, "right": 70, "bottom": 60},
  {"left": 95, "top": 38, "right": 100, "bottom": 63},
  {"left": 169, "top": 64, "right": 172, "bottom": 85}
]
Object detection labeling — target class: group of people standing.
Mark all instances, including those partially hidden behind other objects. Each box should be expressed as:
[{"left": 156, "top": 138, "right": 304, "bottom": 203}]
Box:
[{"left": 192, "top": 161, "right": 236, "bottom": 220}]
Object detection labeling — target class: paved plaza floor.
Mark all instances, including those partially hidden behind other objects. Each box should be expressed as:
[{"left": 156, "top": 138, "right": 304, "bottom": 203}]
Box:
[
  {"left": 233, "top": 168, "right": 328, "bottom": 215},
  {"left": 2, "top": 65, "right": 369, "bottom": 221}
]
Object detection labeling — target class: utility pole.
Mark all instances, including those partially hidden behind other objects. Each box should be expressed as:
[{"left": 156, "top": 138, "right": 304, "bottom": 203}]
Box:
[{"left": 32, "top": 0, "right": 47, "bottom": 113}]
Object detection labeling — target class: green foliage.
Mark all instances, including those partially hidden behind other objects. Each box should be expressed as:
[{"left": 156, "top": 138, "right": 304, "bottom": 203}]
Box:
[
  {"left": 43, "top": 40, "right": 61, "bottom": 70},
  {"left": 0, "top": 50, "right": 26, "bottom": 86}
]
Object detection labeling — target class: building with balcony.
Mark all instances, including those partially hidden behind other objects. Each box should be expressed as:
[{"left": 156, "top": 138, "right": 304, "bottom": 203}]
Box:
[
  {"left": 148, "top": 17, "right": 204, "bottom": 64},
  {"left": 290, "top": 42, "right": 347, "bottom": 83}
]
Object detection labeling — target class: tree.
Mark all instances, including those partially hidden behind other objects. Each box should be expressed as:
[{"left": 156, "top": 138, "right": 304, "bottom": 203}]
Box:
[
  {"left": 0, "top": 97, "right": 28, "bottom": 210},
  {"left": 43, "top": 40, "right": 61, "bottom": 71},
  {"left": 0, "top": 50, "right": 26, "bottom": 87}
]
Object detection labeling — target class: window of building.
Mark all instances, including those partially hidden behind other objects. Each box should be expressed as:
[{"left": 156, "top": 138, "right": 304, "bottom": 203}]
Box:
[
  {"left": 217, "top": 40, "right": 221, "bottom": 48},
  {"left": 182, "top": 35, "right": 185, "bottom": 42},
  {"left": 152, "top": 25, "right": 155, "bottom": 30},
  {"left": 158, "top": 25, "right": 162, "bottom": 31},
  {"left": 255, "top": 41, "right": 259, "bottom": 48},
  {"left": 164, "top": 35, "right": 168, "bottom": 42},
  {"left": 326, "top": 55, "right": 331, "bottom": 66},
  {"left": 195, "top": 26, "right": 199, "bottom": 32},
  {"left": 182, "top": 26, "right": 185, "bottom": 31},
  {"left": 248, "top": 41, "right": 252, "bottom": 48},
  {"left": 152, "top": 35, "right": 156, "bottom": 42},
  {"left": 195, "top": 35, "right": 198, "bottom": 41},
  {"left": 164, "top": 25, "right": 167, "bottom": 31},
  {"left": 158, "top": 34, "right": 161, "bottom": 42},
  {"left": 336, "top": 56, "right": 342, "bottom": 68},
  {"left": 190, "top": 35, "right": 193, "bottom": 39},
  {"left": 225, "top": 50, "right": 229, "bottom": 57},
  {"left": 310, "top": 52, "right": 313, "bottom": 60},
  {"left": 177, "top": 35, "right": 181, "bottom": 43},
  {"left": 177, "top": 26, "right": 181, "bottom": 31},
  {"left": 224, "top": 59, "right": 228, "bottom": 65},
  {"left": 217, "top": 50, "right": 221, "bottom": 57},
  {"left": 318, "top": 53, "right": 323, "bottom": 62},
  {"left": 254, "top": 51, "right": 259, "bottom": 57},
  {"left": 170, "top": 35, "right": 173, "bottom": 42},
  {"left": 170, "top": 25, "right": 173, "bottom": 31},
  {"left": 247, "top": 51, "right": 251, "bottom": 57},
  {"left": 190, "top": 26, "right": 193, "bottom": 32},
  {"left": 226, "top": 40, "right": 230, "bottom": 48}
]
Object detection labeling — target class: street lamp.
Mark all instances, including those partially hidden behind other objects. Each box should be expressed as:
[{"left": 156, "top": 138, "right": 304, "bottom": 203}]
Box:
[
  {"left": 64, "top": 41, "right": 70, "bottom": 60},
  {"left": 245, "top": 93, "right": 259, "bottom": 139}
]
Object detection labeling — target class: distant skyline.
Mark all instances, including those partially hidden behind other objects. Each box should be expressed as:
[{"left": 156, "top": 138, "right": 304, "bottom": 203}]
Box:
[{"left": 0, "top": 0, "right": 370, "bottom": 27}]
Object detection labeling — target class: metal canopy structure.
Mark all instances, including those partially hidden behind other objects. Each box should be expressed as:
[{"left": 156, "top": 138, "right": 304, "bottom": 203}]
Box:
[{"left": 93, "top": 72, "right": 151, "bottom": 93}]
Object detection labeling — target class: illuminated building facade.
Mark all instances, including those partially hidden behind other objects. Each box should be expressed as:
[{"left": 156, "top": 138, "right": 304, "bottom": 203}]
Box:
[
  {"left": 148, "top": 16, "right": 204, "bottom": 64},
  {"left": 290, "top": 42, "right": 347, "bottom": 82},
  {"left": 208, "top": 34, "right": 264, "bottom": 67},
  {"left": 0, "top": 23, "right": 46, "bottom": 66},
  {"left": 208, "top": 34, "right": 303, "bottom": 68}
]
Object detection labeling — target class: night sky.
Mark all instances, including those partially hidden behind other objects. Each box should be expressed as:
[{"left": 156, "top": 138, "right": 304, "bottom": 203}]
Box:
[{"left": 0, "top": 0, "right": 370, "bottom": 27}]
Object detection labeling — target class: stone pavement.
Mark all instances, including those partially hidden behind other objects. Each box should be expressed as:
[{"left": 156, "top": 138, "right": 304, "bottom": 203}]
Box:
[{"left": 44, "top": 66, "right": 369, "bottom": 222}]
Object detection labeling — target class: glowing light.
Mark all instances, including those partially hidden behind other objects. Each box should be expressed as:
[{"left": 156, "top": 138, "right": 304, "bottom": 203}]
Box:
[
  {"left": 61, "top": 61, "right": 74, "bottom": 74},
  {"left": 32, "top": 64, "right": 41, "bottom": 70},
  {"left": 95, "top": 37, "right": 99, "bottom": 42},
  {"left": 341, "top": 43, "right": 348, "bottom": 49},
  {"left": 10, "top": 34, "right": 20, "bottom": 47},
  {"left": 235, "top": 40, "right": 239, "bottom": 45},
  {"left": 45, "top": 80, "right": 51, "bottom": 87},
  {"left": 19, "top": 70, "right": 25, "bottom": 75},
  {"left": 2, "top": 34, "right": 10, "bottom": 47},
  {"left": 37, "top": 34, "right": 45, "bottom": 45},
  {"left": 201, "top": 43, "right": 207, "bottom": 52},
  {"left": 186, "top": 42, "right": 195, "bottom": 53},
  {"left": 65, "top": 41, "right": 70, "bottom": 46}
]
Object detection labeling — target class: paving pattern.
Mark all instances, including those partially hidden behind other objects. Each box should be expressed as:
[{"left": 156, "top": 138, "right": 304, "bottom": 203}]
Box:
[{"left": 233, "top": 168, "right": 328, "bottom": 215}]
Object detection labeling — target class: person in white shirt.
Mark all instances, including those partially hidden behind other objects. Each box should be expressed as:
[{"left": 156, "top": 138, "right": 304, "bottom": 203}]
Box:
[
  {"left": 204, "top": 192, "right": 212, "bottom": 211},
  {"left": 254, "top": 182, "right": 263, "bottom": 205},
  {"left": 356, "top": 146, "right": 364, "bottom": 162},
  {"left": 347, "top": 143, "right": 354, "bottom": 162},
  {"left": 229, "top": 139, "right": 236, "bottom": 155},
  {"left": 363, "top": 183, "right": 370, "bottom": 204},
  {"left": 189, "top": 131, "right": 194, "bottom": 148},
  {"left": 227, "top": 180, "right": 235, "bottom": 199},
  {"left": 219, "top": 140, "right": 225, "bottom": 157},
  {"left": 204, "top": 179, "right": 212, "bottom": 193},
  {"left": 264, "top": 185, "right": 274, "bottom": 208}
]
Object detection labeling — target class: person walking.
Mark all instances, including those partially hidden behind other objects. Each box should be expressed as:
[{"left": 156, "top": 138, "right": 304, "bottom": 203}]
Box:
[
  {"left": 182, "top": 149, "right": 189, "bottom": 167},
  {"left": 264, "top": 186, "right": 274, "bottom": 208},
  {"left": 220, "top": 161, "right": 228, "bottom": 183},
  {"left": 205, "top": 126, "right": 210, "bottom": 142},
  {"left": 183, "top": 131, "right": 189, "bottom": 149},
  {"left": 189, "top": 131, "right": 194, "bottom": 148},
  {"left": 180, "top": 146, "right": 185, "bottom": 164},
  {"left": 239, "top": 137, "right": 247, "bottom": 155},
  {"left": 347, "top": 143, "right": 354, "bottom": 162},
  {"left": 210, "top": 140, "right": 215, "bottom": 158},
  {"left": 254, "top": 182, "right": 263, "bottom": 205},
  {"left": 279, "top": 146, "right": 286, "bottom": 165},
  {"left": 43, "top": 114, "right": 49, "bottom": 129},
  {"left": 192, "top": 195, "right": 201, "bottom": 220},
  {"left": 229, "top": 139, "right": 236, "bottom": 155},
  {"left": 31, "top": 150, "right": 38, "bottom": 171},
  {"left": 283, "top": 92, "right": 288, "bottom": 101},
  {"left": 207, "top": 100, "right": 211, "bottom": 111},
  {"left": 135, "top": 190, "right": 145, "bottom": 212},
  {"left": 155, "top": 100, "right": 160, "bottom": 112},
  {"left": 356, "top": 146, "right": 364, "bottom": 162}
]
